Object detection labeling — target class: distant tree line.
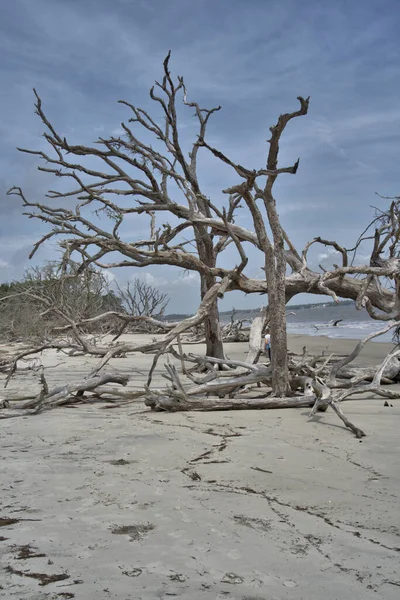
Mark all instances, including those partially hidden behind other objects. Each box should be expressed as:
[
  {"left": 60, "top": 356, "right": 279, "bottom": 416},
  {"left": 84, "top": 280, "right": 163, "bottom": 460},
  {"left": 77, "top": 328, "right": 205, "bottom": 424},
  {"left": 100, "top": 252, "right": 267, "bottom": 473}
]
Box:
[{"left": 0, "top": 261, "right": 169, "bottom": 342}]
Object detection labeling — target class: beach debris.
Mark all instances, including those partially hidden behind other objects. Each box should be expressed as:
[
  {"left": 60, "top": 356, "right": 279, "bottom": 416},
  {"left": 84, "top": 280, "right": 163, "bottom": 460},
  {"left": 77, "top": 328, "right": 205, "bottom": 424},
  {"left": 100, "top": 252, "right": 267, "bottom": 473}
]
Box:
[
  {"left": 283, "top": 580, "right": 298, "bottom": 587},
  {"left": 314, "top": 319, "right": 343, "bottom": 331},
  {"left": 181, "top": 468, "right": 202, "bottom": 481},
  {"left": 110, "top": 523, "right": 155, "bottom": 542},
  {"left": 221, "top": 572, "right": 244, "bottom": 584},
  {"left": 120, "top": 567, "right": 142, "bottom": 577},
  {"left": 4, "top": 565, "right": 70, "bottom": 587},
  {"left": 169, "top": 572, "right": 186, "bottom": 582},
  {"left": 2, "top": 324, "right": 400, "bottom": 439},
  {"left": 3, "top": 324, "right": 400, "bottom": 439}
]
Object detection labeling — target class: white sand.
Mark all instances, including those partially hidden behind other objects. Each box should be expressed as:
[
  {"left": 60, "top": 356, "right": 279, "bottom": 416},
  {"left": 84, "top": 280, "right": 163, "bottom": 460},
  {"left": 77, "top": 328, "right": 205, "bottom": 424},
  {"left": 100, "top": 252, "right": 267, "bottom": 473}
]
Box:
[{"left": 0, "top": 334, "right": 399, "bottom": 599}]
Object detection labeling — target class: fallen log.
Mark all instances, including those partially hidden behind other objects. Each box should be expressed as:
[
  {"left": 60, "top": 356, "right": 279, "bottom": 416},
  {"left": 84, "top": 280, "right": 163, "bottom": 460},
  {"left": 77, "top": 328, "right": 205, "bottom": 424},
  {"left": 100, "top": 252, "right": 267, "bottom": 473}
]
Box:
[
  {"left": 2, "top": 372, "right": 129, "bottom": 414},
  {"left": 144, "top": 388, "right": 316, "bottom": 412},
  {"left": 143, "top": 362, "right": 368, "bottom": 437}
]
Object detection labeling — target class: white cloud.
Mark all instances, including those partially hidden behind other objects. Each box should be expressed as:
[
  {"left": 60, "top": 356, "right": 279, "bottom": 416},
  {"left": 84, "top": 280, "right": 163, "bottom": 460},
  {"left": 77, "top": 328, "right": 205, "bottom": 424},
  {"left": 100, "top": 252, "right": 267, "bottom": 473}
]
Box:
[
  {"left": 131, "top": 270, "right": 199, "bottom": 290},
  {"left": 137, "top": 272, "right": 170, "bottom": 288}
]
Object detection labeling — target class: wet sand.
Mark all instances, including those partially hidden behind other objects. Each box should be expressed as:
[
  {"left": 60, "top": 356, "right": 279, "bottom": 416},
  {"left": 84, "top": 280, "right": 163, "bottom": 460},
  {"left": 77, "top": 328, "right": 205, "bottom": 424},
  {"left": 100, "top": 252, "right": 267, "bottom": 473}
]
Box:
[{"left": 0, "top": 334, "right": 399, "bottom": 599}]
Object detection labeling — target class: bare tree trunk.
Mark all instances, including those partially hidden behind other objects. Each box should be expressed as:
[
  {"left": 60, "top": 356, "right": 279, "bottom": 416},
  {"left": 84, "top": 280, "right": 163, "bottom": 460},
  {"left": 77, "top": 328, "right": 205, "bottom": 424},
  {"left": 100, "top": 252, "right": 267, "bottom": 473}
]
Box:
[
  {"left": 264, "top": 203, "right": 290, "bottom": 396},
  {"left": 263, "top": 246, "right": 289, "bottom": 396},
  {"left": 200, "top": 272, "right": 225, "bottom": 360},
  {"left": 196, "top": 223, "right": 225, "bottom": 360},
  {"left": 259, "top": 98, "right": 309, "bottom": 396},
  {"left": 269, "top": 281, "right": 289, "bottom": 396}
]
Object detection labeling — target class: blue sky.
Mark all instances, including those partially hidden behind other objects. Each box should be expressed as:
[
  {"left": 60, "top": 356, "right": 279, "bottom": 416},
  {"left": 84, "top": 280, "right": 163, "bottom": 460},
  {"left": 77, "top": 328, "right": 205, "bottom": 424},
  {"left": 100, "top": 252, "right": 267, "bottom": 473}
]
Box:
[{"left": 1, "top": 0, "right": 399, "bottom": 312}]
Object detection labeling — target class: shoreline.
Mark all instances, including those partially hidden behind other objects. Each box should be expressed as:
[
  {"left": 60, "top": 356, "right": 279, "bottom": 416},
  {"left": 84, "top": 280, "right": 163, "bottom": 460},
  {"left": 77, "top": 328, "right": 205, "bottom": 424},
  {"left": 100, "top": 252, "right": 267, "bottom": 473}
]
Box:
[{"left": 287, "top": 325, "right": 397, "bottom": 343}]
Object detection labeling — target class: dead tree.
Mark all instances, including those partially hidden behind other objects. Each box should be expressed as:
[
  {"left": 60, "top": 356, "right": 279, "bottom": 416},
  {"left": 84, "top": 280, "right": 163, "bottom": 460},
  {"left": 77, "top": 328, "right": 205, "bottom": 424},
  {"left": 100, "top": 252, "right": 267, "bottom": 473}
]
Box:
[
  {"left": 3, "top": 55, "right": 400, "bottom": 430},
  {"left": 115, "top": 278, "right": 169, "bottom": 326},
  {"left": 200, "top": 97, "right": 309, "bottom": 394},
  {"left": 7, "top": 58, "right": 400, "bottom": 344},
  {"left": 8, "top": 54, "right": 232, "bottom": 359}
]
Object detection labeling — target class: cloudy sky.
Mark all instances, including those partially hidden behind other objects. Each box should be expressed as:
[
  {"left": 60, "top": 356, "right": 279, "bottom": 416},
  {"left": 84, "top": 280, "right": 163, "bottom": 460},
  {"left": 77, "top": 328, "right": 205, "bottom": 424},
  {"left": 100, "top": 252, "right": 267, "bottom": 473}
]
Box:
[{"left": 1, "top": 0, "right": 399, "bottom": 313}]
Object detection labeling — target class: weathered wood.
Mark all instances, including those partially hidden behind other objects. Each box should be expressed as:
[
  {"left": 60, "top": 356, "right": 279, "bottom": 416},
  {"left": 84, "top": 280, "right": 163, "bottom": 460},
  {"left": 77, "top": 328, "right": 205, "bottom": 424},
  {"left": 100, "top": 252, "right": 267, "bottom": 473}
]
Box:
[
  {"left": 143, "top": 353, "right": 372, "bottom": 436},
  {"left": 336, "top": 348, "right": 400, "bottom": 403},
  {"left": 246, "top": 315, "right": 267, "bottom": 364},
  {"left": 329, "top": 321, "right": 399, "bottom": 384},
  {"left": 144, "top": 390, "right": 316, "bottom": 412},
  {"left": 329, "top": 401, "right": 366, "bottom": 438},
  {"left": 5, "top": 372, "right": 129, "bottom": 413}
]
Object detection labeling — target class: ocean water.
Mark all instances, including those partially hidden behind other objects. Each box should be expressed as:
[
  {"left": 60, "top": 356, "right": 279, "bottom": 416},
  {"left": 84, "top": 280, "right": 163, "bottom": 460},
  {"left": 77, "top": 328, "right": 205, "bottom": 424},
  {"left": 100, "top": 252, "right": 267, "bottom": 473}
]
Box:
[{"left": 222, "top": 303, "right": 397, "bottom": 343}]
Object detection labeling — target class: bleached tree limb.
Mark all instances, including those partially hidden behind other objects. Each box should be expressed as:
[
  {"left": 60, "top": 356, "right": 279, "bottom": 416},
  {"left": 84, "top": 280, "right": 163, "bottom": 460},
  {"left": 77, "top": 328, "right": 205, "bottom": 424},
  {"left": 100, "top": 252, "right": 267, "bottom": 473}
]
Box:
[
  {"left": 329, "top": 321, "right": 399, "bottom": 384},
  {"left": 8, "top": 372, "right": 129, "bottom": 413}
]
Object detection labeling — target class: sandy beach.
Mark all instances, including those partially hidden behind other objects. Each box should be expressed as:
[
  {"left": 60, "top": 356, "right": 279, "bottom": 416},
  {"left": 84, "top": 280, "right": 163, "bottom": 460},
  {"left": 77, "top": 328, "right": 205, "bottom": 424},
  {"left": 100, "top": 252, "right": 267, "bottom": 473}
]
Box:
[{"left": 1, "top": 333, "right": 399, "bottom": 599}]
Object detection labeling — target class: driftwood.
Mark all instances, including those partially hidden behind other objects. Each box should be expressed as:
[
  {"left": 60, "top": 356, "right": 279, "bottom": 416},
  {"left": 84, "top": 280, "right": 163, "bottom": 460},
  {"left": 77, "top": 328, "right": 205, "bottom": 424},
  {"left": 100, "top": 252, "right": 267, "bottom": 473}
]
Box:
[
  {"left": 144, "top": 390, "right": 315, "bottom": 412},
  {"left": 140, "top": 323, "right": 400, "bottom": 437},
  {"left": 219, "top": 309, "right": 251, "bottom": 342},
  {"left": 142, "top": 361, "right": 368, "bottom": 438},
  {"left": 2, "top": 322, "right": 400, "bottom": 438},
  {"left": 329, "top": 322, "right": 400, "bottom": 384},
  {"left": 246, "top": 314, "right": 268, "bottom": 364},
  {"left": 0, "top": 372, "right": 129, "bottom": 417},
  {"left": 313, "top": 319, "right": 343, "bottom": 331}
]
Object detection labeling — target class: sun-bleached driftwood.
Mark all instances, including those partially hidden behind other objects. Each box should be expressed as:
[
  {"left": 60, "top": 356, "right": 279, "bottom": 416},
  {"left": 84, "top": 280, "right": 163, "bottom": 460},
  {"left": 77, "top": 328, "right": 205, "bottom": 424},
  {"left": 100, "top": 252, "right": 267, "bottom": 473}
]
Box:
[
  {"left": 140, "top": 322, "right": 400, "bottom": 437},
  {"left": 329, "top": 322, "right": 400, "bottom": 384},
  {"left": 145, "top": 364, "right": 313, "bottom": 411},
  {"left": 144, "top": 390, "right": 316, "bottom": 412},
  {"left": 141, "top": 360, "right": 366, "bottom": 435},
  {"left": 53, "top": 312, "right": 178, "bottom": 334},
  {"left": 335, "top": 348, "right": 400, "bottom": 403},
  {"left": 2, "top": 329, "right": 399, "bottom": 436},
  {"left": 219, "top": 310, "right": 251, "bottom": 343},
  {"left": 1, "top": 372, "right": 129, "bottom": 416},
  {"left": 142, "top": 361, "right": 367, "bottom": 437},
  {"left": 245, "top": 314, "right": 268, "bottom": 364}
]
